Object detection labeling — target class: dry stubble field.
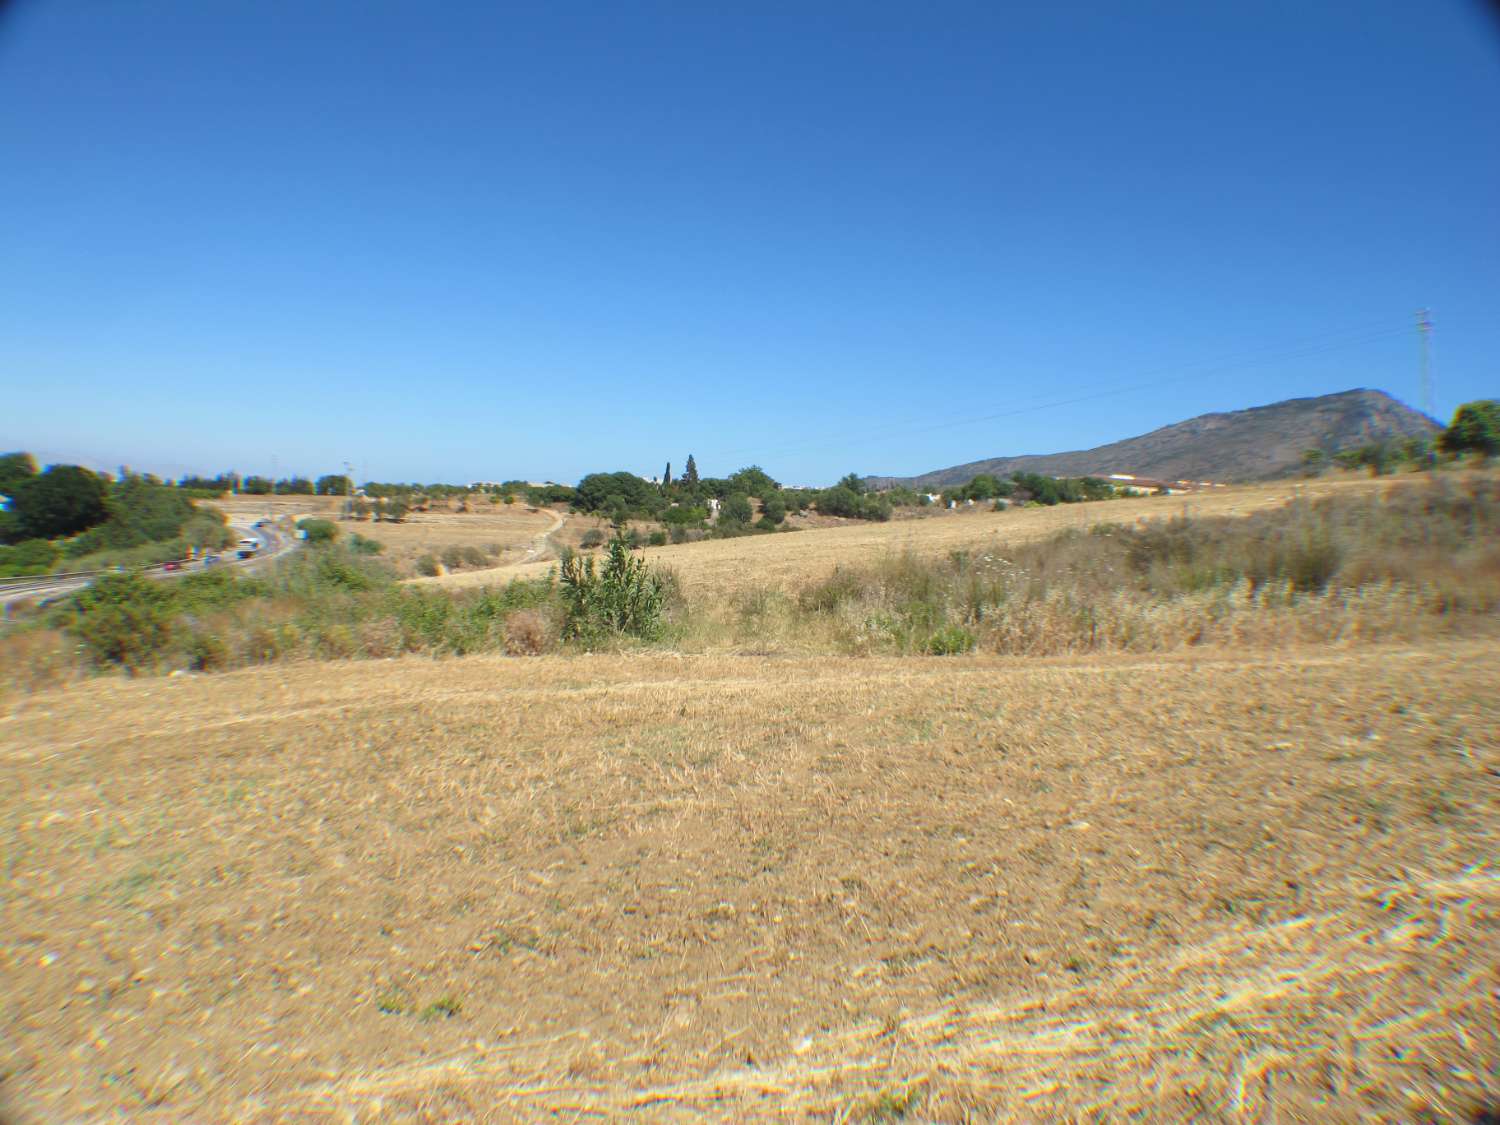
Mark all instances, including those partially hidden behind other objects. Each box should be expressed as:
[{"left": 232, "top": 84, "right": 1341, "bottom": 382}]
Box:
[
  {"left": 416, "top": 475, "right": 1408, "bottom": 595},
  {"left": 212, "top": 496, "right": 559, "bottom": 576},
  {"left": 2, "top": 640, "right": 1496, "bottom": 1121}
]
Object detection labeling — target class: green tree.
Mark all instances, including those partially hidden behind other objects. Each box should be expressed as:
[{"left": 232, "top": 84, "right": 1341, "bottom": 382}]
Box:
[
  {"left": 0, "top": 452, "right": 38, "bottom": 495},
  {"left": 1439, "top": 400, "right": 1500, "bottom": 458},
  {"left": 727, "top": 465, "right": 780, "bottom": 498},
  {"left": 5, "top": 464, "right": 109, "bottom": 542},
  {"left": 275, "top": 476, "right": 315, "bottom": 495},
  {"left": 663, "top": 461, "right": 672, "bottom": 489},
  {"left": 761, "top": 496, "right": 787, "bottom": 525},
  {"left": 243, "top": 476, "right": 273, "bottom": 495},
  {"left": 380, "top": 497, "right": 410, "bottom": 523},
  {"left": 574, "top": 472, "right": 660, "bottom": 517},
  {"left": 63, "top": 473, "right": 201, "bottom": 556},
  {"left": 720, "top": 493, "right": 753, "bottom": 524},
  {"left": 683, "top": 455, "right": 699, "bottom": 487},
  {"left": 315, "top": 474, "right": 352, "bottom": 496},
  {"left": 836, "top": 472, "right": 865, "bottom": 495}
]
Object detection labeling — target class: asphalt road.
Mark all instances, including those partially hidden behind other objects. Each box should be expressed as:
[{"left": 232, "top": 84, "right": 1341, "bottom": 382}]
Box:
[{"left": 0, "top": 519, "right": 300, "bottom": 607}]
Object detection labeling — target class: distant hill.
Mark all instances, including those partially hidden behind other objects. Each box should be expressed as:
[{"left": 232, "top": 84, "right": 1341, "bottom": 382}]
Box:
[{"left": 865, "top": 389, "right": 1439, "bottom": 489}]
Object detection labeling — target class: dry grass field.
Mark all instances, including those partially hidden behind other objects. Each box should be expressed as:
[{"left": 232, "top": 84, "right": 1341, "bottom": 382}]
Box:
[
  {"left": 414, "top": 475, "right": 1421, "bottom": 595},
  {"left": 212, "top": 495, "right": 561, "bottom": 576},
  {"left": 3, "top": 640, "right": 1496, "bottom": 1121}
]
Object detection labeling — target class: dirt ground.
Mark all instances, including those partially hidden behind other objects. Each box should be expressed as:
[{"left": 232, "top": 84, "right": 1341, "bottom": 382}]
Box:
[
  {"left": 212, "top": 495, "right": 559, "bottom": 576},
  {"left": 413, "top": 473, "right": 1435, "bottom": 595},
  {"left": 2, "top": 640, "right": 1495, "bottom": 1121}
]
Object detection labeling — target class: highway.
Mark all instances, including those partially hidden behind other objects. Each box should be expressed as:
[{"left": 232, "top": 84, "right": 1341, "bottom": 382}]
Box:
[{"left": 0, "top": 518, "right": 300, "bottom": 607}]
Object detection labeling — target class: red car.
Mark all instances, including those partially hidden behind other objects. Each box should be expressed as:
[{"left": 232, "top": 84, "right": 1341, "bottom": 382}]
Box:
[{"left": 162, "top": 560, "right": 183, "bottom": 572}]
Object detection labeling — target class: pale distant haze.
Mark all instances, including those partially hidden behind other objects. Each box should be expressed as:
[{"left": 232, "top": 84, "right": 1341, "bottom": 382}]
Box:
[{"left": 2, "top": 1, "right": 1497, "bottom": 486}]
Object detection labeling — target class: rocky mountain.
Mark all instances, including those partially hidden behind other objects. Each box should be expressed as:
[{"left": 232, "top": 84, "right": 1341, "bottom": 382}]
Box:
[{"left": 865, "top": 389, "right": 1439, "bottom": 489}]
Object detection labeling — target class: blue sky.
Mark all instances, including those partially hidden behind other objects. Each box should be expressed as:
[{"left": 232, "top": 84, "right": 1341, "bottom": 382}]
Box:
[{"left": 2, "top": 1, "right": 1496, "bottom": 486}]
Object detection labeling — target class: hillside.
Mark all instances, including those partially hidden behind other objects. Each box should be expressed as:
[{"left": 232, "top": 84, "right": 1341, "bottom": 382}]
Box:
[{"left": 867, "top": 388, "right": 1438, "bottom": 489}]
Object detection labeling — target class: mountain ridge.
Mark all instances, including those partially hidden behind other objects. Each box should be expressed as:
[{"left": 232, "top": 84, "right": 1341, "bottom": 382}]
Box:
[{"left": 864, "top": 389, "right": 1439, "bottom": 489}]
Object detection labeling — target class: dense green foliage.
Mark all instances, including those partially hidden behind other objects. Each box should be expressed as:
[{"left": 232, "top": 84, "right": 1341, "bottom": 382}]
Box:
[
  {"left": 720, "top": 493, "right": 754, "bottom": 525},
  {"left": 3, "top": 464, "right": 110, "bottom": 542},
  {"left": 574, "top": 471, "right": 664, "bottom": 519},
  {"left": 1439, "top": 400, "right": 1500, "bottom": 458},
  {"left": 45, "top": 542, "right": 562, "bottom": 671},
  {"left": 558, "top": 538, "right": 667, "bottom": 643},
  {"left": 176, "top": 472, "right": 238, "bottom": 493},
  {"left": 817, "top": 486, "right": 891, "bottom": 520},
  {"left": 315, "top": 474, "right": 353, "bottom": 496},
  {"left": 47, "top": 474, "right": 233, "bottom": 572},
  {"left": 0, "top": 538, "right": 61, "bottom": 578},
  {"left": 297, "top": 518, "right": 339, "bottom": 543},
  {"left": 0, "top": 452, "right": 38, "bottom": 495},
  {"left": 65, "top": 572, "right": 177, "bottom": 669}
]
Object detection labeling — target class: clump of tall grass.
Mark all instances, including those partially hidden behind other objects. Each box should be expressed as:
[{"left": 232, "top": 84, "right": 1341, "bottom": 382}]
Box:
[{"left": 793, "top": 477, "right": 1500, "bottom": 655}]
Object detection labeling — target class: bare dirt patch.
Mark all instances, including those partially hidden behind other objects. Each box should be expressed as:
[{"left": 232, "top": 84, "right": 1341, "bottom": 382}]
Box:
[{"left": 2, "top": 640, "right": 1495, "bottom": 1121}]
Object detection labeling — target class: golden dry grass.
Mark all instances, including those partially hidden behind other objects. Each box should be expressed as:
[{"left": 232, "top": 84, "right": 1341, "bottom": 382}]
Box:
[
  {"left": 212, "top": 495, "right": 561, "bottom": 575},
  {"left": 414, "top": 474, "right": 1432, "bottom": 595},
  {"left": 2, "top": 640, "right": 1495, "bottom": 1121}
]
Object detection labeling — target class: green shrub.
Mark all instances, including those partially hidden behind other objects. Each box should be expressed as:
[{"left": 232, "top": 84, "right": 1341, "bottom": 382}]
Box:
[
  {"left": 415, "top": 554, "right": 440, "bottom": 577},
  {"left": 181, "top": 629, "right": 229, "bottom": 672},
  {"left": 579, "top": 529, "right": 606, "bottom": 549},
  {"left": 647, "top": 530, "right": 668, "bottom": 546},
  {"left": 0, "top": 538, "right": 60, "bottom": 577},
  {"left": 349, "top": 533, "right": 384, "bottom": 555},
  {"left": 558, "top": 538, "right": 666, "bottom": 643},
  {"left": 925, "top": 625, "right": 976, "bottom": 655},
  {"left": 66, "top": 573, "right": 174, "bottom": 670},
  {"left": 297, "top": 518, "right": 338, "bottom": 544}
]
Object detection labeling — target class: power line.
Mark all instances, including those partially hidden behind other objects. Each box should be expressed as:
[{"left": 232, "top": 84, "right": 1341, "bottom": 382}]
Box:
[
  {"left": 1416, "top": 308, "right": 1434, "bottom": 418},
  {"left": 718, "top": 318, "right": 1411, "bottom": 465}
]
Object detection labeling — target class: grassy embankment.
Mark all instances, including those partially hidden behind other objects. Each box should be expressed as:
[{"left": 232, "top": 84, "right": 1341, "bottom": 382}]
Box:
[{"left": 3, "top": 475, "right": 1496, "bottom": 690}]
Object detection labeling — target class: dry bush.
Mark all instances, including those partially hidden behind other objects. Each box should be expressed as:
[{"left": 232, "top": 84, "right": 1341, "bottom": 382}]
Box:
[
  {"left": 785, "top": 477, "right": 1500, "bottom": 656},
  {"left": 0, "top": 626, "right": 86, "bottom": 695},
  {"left": 502, "top": 608, "right": 554, "bottom": 655}
]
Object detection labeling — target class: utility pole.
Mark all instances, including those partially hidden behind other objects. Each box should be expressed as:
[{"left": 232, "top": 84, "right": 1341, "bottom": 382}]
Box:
[
  {"left": 1416, "top": 309, "right": 1434, "bottom": 419},
  {"left": 344, "top": 460, "right": 355, "bottom": 519}
]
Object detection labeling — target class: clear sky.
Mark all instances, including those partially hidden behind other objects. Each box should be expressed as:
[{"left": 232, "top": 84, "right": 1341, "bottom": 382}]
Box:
[{"left": 2, "top": 1, "right": 1496, "bottom": 486}]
